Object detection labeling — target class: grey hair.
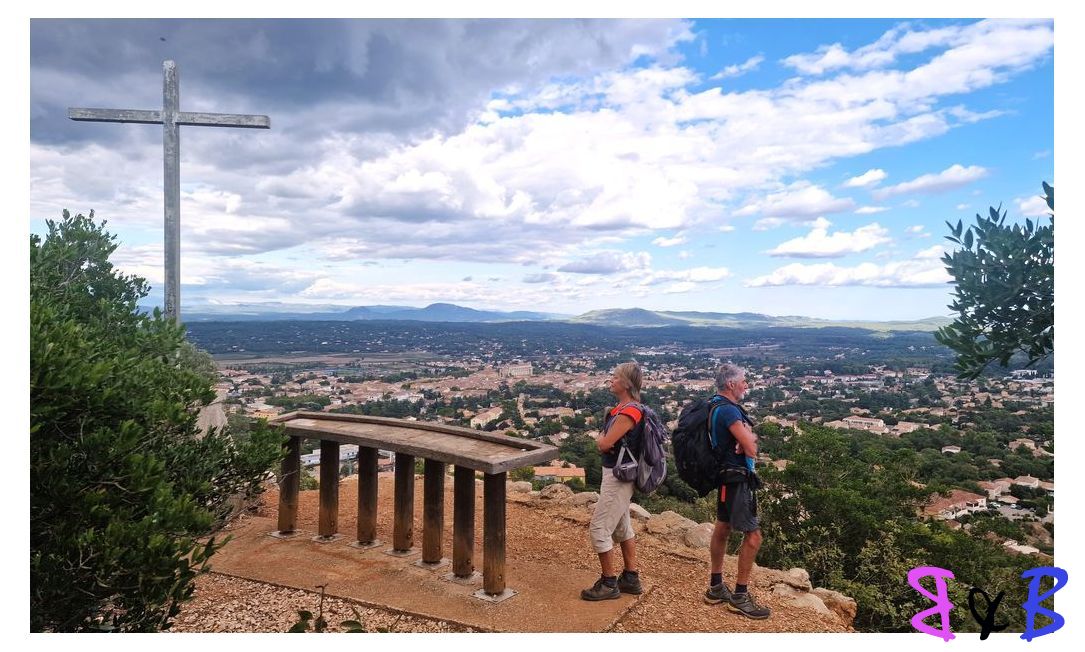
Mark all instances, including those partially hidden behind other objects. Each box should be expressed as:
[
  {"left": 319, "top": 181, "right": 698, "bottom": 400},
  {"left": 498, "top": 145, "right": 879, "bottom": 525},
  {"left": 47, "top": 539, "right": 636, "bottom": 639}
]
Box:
[
  {"left": 614, "top": 361, "right": 643, "bottom": 401},
  {"left": 715, "top": 363, "right": 746, "bottom": 391}
]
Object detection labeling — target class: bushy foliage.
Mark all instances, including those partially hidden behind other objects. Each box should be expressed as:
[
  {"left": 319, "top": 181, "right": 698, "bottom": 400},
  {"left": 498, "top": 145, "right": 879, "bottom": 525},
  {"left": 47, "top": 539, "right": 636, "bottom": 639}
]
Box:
[
  {"left": 756, "top": 423, "right": 1035, "bottom": 632},
  {"left": 936, "top": 182, "right": 1054, "bottom": 379},
  {"left": 30, "top": 211, "right": 284, "bottom": 632}
]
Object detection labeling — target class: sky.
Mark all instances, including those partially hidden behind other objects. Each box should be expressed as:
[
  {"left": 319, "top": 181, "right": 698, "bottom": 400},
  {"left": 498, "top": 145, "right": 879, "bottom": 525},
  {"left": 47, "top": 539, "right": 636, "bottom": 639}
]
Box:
[{"left": 28, "top": 17, "right": 1055, "bottom": 320}]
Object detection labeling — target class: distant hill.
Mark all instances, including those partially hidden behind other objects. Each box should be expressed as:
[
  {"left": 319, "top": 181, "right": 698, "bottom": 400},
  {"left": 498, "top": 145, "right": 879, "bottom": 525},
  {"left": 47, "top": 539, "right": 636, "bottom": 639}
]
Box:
[
  {"left": 568, "top": 308, "right": 952, "bottom": 332},
  {"left": 158, "top": 301, "right": 951, "bottom": 332},
  {"left": 172, "top": 302, "right": 564, "bottom": 323}
]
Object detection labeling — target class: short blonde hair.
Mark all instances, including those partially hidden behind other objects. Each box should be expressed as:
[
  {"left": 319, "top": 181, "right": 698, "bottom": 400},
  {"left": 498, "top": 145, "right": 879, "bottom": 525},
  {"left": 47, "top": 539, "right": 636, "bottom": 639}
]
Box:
[{"left": 614, "top": 361, "right": 643, "bottom": 401}]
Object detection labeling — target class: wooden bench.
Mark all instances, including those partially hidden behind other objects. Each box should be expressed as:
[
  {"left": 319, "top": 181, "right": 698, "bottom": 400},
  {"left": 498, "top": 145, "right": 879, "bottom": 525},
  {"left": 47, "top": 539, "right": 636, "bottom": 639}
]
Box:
[{"left": 270, "top": 412, "right": 559, "bottom": 601}]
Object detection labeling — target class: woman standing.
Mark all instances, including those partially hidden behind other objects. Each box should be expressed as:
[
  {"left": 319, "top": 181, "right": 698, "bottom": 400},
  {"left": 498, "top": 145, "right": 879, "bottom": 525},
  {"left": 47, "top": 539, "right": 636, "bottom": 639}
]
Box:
[{"left": 581, "top": 361, "right": 644, "bottom": 601}]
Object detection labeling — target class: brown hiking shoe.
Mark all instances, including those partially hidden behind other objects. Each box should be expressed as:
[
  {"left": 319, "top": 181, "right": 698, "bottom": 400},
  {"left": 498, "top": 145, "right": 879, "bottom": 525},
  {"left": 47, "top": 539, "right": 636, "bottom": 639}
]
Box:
[
  {"left": 580, "top": 577, "right": 620, "bottom": 601},
  {"left": 728, "top": 591, "right": 771, "bottom": 619}
]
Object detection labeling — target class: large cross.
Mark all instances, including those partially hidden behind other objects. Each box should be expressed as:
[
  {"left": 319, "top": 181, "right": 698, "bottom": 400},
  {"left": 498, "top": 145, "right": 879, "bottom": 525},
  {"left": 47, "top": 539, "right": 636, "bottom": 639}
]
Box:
[{"left": 69, "top": 59, "right": 270, "bottom": 322}]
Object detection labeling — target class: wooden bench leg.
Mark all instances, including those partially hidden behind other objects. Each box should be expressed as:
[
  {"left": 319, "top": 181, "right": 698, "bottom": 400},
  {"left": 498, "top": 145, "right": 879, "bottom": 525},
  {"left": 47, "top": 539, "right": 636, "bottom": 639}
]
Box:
[
  {"left": 393, "top": 453, "right": 415, "bottom": 551},
  {"left": 357, "top": 447, "right": 378, "bottom": 545},
  {"left": 483, "top": 472, "right": 507, "bottom": 595},
  {"left": 422, "top": 459, "right": 446, "bottom": 564},
  {"left": 318, "top": 440, "right": 340, "bottom": 538},
  {"left": 276, "top": 436, "right": 300, "bottom": 534},
  {"left": 453, "top": 465, "right": 475, "bottom": 577}
]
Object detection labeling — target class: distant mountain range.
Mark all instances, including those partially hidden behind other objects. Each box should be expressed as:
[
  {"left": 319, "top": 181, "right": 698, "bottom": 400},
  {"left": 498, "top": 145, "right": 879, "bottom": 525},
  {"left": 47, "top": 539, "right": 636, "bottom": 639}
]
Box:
[
  {"left": 165, "top": 302, "right": 564, "bottom": 323},
  {"left": 570, "top": 308, "right": 953, "bottom": 332},
  {"left": 152, "top": 301, "right": 952, "bottom": 332}
]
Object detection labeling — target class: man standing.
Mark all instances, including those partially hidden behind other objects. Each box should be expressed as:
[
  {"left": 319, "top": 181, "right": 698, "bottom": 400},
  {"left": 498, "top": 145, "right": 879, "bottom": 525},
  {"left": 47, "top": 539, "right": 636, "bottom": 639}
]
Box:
[{"left": 703, "top": 363, "right": 770, "bottom": 619}]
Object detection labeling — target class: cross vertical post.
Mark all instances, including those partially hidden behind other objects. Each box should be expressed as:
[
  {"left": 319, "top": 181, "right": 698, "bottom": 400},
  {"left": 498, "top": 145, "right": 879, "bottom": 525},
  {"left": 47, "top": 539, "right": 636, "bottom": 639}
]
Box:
[{"left": 162, "top": 61, "right": 181, "bottom": 321}]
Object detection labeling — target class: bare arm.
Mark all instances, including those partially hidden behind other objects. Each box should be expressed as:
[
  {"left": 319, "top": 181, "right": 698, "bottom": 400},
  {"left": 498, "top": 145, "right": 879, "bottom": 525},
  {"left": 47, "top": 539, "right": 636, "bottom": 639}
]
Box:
[
  {"left": 728, "top": 419, "right": 758, "bottom": 458},
  {"left": 597, "top": 415, "right": 635, "bottom": 453}
]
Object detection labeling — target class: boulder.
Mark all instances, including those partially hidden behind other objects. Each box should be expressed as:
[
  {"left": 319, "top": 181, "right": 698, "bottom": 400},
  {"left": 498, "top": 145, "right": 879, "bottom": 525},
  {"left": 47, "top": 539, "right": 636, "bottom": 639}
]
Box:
[
  {"left": 569, "top": 492, "right": 600, "bottom": 506},
  {"left": 628, "top": 503, "right": 651, "bottom": 520},
  {"left": 771, "top": 584, "right": 833, "bottom": 616},
  {"left": 539, "top": 483, "right": 574, "bottom": 501},
  {"left": 684, "top": 522, "right": 715, "bottom": 548},
  {"left": 509, "top": 481, "right": 533, "bottom": 493},
  {"left": 812, "top": 587, "right": 858, "bottom": 625},
  {"left": 645, "top": 510, "right": 697, "bottom": 536},
  {"left": 784, "top": 567, "right": 813, "bottom": 591}
]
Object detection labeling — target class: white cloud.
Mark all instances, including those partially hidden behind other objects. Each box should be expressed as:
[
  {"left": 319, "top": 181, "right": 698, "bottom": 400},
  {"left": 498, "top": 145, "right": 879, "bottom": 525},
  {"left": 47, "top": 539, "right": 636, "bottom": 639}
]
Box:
[
  {"left": 736, "top": 182, "right": 856, "bottom": 219},
  {"left": 782, "top": 19, "right": 1051, "bottom": 76},
  {"left": 523, "top": 272, "right": 558, "bottom": 283},
  {"left": 873, "top": 164, "right": 988, "bottom": 200},
  {"left": 30, "top": 18, "right": 1053, "bottom": 308},
  {"left": 843, "top": 168, "right": 887, "bottom": 188},
  {"left": 766, "top": 218, "right": 892, "bottom": 258},
  {"left": 652, "top": 235, "right": 687, "bottom": 247},
  {"left": 718, "top": 224, "right": 736, "bottom": 232},
  {"left": 855, "top": 206, "right": 889, "bottom": 214},
  {"left": 710, "top": 55, "right": 764, "bottom": 80},
  {"left": 955, "top": 203, "right": 970, "bottom": 211},
  {"left": 905, "top": 225, "right": 931, "bottom": 239},
  {"left": 915, "top": 244, "right": 948, "bottom": 259},
  {"left": 1016, "top": 195, "right": 1051, "bottom": 217},
  {"left": 753, "top": 217, "right": 790, "bottom": 231},
  {"left": 642, "top": 266, "right": 731, "bottom": 285},
  {"left": 557, "top": 251, "right": 652, "bottom": 275},
  {"left": 746, "top": 246, "right": 951, "bottom": 288},
  {"left": 677, "top": 250, "right": 692, "bottom": 259}
]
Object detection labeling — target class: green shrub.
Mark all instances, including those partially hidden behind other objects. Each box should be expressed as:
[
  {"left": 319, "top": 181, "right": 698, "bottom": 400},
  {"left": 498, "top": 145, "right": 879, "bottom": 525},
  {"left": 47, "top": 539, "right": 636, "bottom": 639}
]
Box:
[{"left": 30, "top": 211, "right": 284, "bottom": 632}]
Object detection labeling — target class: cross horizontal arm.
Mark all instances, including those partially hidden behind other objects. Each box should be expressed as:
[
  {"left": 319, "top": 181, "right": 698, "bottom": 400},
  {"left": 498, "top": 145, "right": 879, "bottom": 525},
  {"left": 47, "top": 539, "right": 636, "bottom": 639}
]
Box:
[
  {"left": 68, "top": 108, "right": 162, "bottom": 125},
  {"left": 177, "top": 112, "right": 270, "bottom": 128}
]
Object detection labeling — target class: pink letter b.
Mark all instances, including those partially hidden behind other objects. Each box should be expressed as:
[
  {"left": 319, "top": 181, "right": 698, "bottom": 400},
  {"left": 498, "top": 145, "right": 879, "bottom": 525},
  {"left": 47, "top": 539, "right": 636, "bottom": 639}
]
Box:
[{"left": 908, "top": 566, "right": 956, "bottom": 641}]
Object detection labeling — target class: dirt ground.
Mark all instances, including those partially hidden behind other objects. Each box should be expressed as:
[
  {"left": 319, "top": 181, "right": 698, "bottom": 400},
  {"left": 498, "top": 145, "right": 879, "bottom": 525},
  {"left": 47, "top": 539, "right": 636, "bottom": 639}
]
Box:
[{"left": 172, "top": 476, "right": 851, "bottom": 633}]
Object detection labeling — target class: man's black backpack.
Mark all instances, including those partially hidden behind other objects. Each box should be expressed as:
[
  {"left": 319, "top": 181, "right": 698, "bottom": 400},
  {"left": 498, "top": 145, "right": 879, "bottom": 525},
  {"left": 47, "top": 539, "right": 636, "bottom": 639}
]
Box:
[{"left": 672, "top": 396, "right": 749, "bottom": 496}]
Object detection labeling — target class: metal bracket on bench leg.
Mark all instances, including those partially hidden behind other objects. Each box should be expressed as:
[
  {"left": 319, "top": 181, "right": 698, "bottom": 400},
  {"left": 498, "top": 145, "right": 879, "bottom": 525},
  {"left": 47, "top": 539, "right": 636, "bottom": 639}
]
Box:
[{"left": 471, "top": 587, "right": 518, "bottom": 603}]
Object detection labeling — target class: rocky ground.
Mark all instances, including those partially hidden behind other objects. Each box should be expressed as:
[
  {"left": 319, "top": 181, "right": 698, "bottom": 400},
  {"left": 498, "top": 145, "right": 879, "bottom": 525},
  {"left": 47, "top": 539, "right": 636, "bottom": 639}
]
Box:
[{"left": 171, "top": 477, "right": 855, "bottom": 633}]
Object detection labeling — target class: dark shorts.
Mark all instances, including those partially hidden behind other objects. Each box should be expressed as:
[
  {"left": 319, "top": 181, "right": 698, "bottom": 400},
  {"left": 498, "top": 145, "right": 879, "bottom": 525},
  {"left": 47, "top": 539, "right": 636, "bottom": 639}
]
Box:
[{"left": 716, "top": 481, "right": 760, "bottom": 532}]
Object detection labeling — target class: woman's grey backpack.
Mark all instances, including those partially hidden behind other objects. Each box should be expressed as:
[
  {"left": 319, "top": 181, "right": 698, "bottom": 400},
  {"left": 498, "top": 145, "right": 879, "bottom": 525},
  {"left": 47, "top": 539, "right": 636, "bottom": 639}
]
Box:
[{"left": 612, "top": 403, "right": 669, "bottom": 493}]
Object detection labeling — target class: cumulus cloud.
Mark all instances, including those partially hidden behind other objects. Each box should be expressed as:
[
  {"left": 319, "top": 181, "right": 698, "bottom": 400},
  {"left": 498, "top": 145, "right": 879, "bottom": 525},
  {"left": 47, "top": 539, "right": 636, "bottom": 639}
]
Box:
[
  {"left": 873, "top": 164, "right": 988, "bottom": 200},
  {"left": 652, "top": 235, "right": 687, "bottom": 247},
  {"left": 766, "top": 218, "right": 891, "bottom": 258},
  {"left": 523, "top": 272, "right": 558, "bottom": 283},
  {"left": 746, "top": 246, "right": 952, "bottom": 288},
  {"left": 905, "top": 225, "right": 931, "bottom": 238},
  {"left": 855, "top": 206, "right": 889, "bottom": 214},
  {"left": 752, "top": 218, "right": 790, "bottom": 231},
  {"left": 782, "top": 19, "right": 1051, "bottom": 76},
  {"left": 1015, "top": 194, "right": 1051, "bottom": 217},
  {"left": 735, "top": 182, "right": 855, "bottom": 219},
  {"left": 558, "top": 251, "right": 652, "bottom": 274},
  {"left": 638, "top": 266, "right": 731, "bottom": 287},
  {"left": 29, "top": 18, "right": 1053, "bottom": 306},
  {"left": 843, "top": 168, "right": 887, "bottom": 188},
  {"left": 710, "top": 54, "right": 764, "bottom": 80}
]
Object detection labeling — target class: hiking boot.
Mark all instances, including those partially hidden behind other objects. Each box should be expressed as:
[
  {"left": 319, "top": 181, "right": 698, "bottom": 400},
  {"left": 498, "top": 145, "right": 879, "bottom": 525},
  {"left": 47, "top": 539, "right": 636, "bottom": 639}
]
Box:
[
  {"left": 703, "top": 582, "right": 733, "bottom": 604},
  {"left": 618, "top": 571, "right": 643, "bottom": 595},
  {"left": 580, "top": 577, "right": 620, "bottom": 601},
  {"left": 728, "top": 591, "right": 771, "bottom": 619}
]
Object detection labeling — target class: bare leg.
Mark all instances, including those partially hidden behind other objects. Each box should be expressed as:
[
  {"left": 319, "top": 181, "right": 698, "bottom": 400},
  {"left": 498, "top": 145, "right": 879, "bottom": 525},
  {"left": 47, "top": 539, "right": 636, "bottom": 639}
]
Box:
[
  {"left": 735, "top": 528, "right": 763, "bottom": 586},
  {"left": 710, "top": 521, "right": 731, "bottom": 575},
  {"left": 597, "top": 548, "right": 616, "bottom": 577},
  {"left": 619, "top": 537, "right": 637, "bottom": 572}
]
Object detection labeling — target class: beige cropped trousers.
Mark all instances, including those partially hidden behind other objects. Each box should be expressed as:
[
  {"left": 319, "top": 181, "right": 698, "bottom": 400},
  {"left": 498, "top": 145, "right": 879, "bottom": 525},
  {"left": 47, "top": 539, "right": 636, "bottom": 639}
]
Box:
[{"left": 589, "top": 471, "right": 636, "bottom": 553}]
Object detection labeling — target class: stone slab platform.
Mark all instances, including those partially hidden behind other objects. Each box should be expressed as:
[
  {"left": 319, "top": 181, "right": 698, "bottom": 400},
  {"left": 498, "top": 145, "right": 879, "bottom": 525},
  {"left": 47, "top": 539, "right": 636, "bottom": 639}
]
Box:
[{"left": 209, "top": 514, "right": 642, "bottom": 633}]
